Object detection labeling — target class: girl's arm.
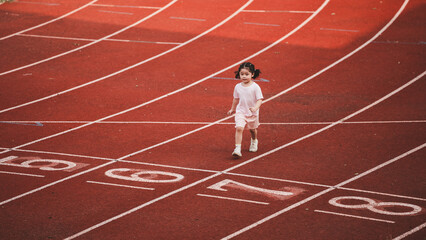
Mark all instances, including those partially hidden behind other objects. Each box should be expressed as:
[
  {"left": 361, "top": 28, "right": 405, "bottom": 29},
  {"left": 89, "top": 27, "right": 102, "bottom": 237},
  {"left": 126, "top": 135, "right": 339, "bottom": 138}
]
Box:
[
  {"left": 249, "top": 99, "right": 263, "bottom": 113},
  {"left": 227, "top": 98, "right": 239, "bottom": 115}
]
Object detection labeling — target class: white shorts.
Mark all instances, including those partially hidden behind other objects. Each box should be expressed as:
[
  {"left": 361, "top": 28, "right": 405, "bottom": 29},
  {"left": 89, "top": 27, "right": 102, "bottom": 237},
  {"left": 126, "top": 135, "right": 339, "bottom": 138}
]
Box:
[{"left": 235, "top": 112, "right": 260, "bottom": 129}]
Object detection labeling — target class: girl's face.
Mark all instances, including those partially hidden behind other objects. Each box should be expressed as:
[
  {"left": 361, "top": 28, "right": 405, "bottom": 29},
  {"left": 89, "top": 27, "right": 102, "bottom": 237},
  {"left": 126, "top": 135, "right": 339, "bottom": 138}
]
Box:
[{"left": 239, "top": 68, "right": 254, "bottom": 83}]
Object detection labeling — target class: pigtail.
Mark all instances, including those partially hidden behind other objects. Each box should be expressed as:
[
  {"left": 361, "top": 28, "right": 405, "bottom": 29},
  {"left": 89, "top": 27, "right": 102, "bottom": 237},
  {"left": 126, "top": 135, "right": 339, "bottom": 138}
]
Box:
[{"left": 252, "top": 69, "right": 261, "bottom": 79}]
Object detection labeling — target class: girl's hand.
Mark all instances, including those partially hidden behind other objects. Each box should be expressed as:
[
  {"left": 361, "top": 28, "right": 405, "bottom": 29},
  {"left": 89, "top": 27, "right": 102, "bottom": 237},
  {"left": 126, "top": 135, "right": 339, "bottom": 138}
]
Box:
[
  {"left": 249, "top": 107, "right": 257, "bottom": 113},
  {"left": 227, "top": 109, "right": 234, "bottom": 115}
]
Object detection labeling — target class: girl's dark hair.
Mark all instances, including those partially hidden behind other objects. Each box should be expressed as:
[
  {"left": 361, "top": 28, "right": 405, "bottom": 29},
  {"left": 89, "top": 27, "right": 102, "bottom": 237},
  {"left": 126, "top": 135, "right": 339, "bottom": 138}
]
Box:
[{"left": 234, "top": 62, "right": 261, "bottom": 79}]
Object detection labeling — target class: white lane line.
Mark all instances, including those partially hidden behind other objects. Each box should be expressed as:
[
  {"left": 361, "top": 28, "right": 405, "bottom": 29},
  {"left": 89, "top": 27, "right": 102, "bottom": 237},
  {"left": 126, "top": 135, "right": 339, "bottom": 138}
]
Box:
[
  {"left": 223, "top": 142, "right": 425, "bottom": 239},
  {"left": 242, "top": 10, "right": 315, "bottom": 13},
  {"left": 2, "top": 120, "right": 425, "bottom": 125},
  {"left": 86, "top": 181, "right": 154, "bottom": 190},
  {"left": 244, "top": 22, "right": 280, "bottom": 27},
  {"left": 314, "top": 210, "right": 395, "bottom": 224},
  {"left": 92, "top": 4, "right": 161, "bottom": 9},
  {"left": 0, "top": 121, "right": 43, "bottom": 126},
  {"left": 97, "top": 10, "right": 134, "bottom": 15},
  {"left": 393, "top": 222, "right": 426, "bottom": 240},
  {"left": 17, "top": 33, "right": 182, "bottom": 45},
  {"left": 197, "top": 194, "right": 269, "bottom": 205},
  {"left": 320, "top": 27, "right": 360, "bottom": 32},
  {"left": 0, "top": 0, "right": 177, "bottom": 76},
  {"left": 0, "top": 170, "right": 44, "bottom": 178},
  {"left": 0, "top": 0, "right": 98, "bottom": 41},
  {"left": 170, "top": 16, "right": 206, "bottom": 21},
  {"left": 0, "top": 0, "right": 248, "bottom": 114}
]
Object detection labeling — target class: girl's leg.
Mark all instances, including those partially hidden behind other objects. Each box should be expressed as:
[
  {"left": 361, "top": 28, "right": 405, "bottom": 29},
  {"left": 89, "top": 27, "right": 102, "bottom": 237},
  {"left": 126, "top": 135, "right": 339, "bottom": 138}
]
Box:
[
  {"left": 235, "top": 127, "right": 244, "bottom": 145},
  {"left": 249, "top": 128, "right": 258, "bottom": 152},
  {"left": 249, "top": 128, "right": 257, "bottom": 140},
  {"left": 233, "top": 127, "right": 244, "bottom": 158}
]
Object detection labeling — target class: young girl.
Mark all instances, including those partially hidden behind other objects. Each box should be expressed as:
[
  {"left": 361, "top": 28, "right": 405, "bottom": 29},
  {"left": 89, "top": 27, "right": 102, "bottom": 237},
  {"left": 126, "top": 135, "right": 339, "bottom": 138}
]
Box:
[{"left": 227, "top": 62, "right": 263, "bottom": 158}]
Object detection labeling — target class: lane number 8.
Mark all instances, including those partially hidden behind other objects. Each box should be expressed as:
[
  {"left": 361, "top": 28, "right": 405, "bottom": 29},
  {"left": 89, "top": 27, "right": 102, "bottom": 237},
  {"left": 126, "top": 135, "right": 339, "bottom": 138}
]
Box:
[{"left": 329, "top": 196, "right": 422, "bottom": 216}]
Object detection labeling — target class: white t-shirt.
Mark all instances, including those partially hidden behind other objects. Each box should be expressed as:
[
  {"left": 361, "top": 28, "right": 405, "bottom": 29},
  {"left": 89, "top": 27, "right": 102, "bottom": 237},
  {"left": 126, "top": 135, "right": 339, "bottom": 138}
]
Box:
[{"left": 233, "top": 82, "right": 264, "bottom": 117}]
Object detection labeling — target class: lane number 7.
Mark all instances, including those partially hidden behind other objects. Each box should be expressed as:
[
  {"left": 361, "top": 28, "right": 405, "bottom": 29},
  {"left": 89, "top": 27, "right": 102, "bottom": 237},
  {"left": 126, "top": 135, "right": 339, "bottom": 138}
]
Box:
[{"left": 207, "top": 179, "right": 295, "bottom": 200}]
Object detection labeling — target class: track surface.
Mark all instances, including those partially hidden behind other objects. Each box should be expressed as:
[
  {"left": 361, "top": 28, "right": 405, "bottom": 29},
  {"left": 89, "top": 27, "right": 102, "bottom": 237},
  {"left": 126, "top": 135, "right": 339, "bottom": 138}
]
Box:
[{"left": 0, "top": 0, "right": 425, "bottom": 239}]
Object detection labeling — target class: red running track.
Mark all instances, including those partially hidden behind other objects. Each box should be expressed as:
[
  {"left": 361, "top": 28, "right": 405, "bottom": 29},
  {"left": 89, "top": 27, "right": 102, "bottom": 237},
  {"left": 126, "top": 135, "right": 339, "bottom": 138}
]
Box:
[{"left": 0, "top": 0, "right": 424, "bottom": 239}]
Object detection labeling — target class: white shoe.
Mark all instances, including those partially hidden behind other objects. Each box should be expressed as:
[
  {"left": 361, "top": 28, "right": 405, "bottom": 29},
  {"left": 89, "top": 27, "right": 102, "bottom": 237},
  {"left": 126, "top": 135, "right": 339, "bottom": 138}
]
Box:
[
  {"left": 249, "top": 139, "right": 258, "bottom": 152},
  {"left": 232, "top": 146, "right": 242, "bottom": 158}
]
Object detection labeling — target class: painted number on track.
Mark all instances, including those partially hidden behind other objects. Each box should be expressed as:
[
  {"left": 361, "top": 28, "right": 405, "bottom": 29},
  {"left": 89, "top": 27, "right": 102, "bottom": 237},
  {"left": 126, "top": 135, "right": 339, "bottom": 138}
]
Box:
[
  {"left": 208, "top": 179, "right": 302, "bottom": 200},
  {"left": 0, "top": 156, "right": 88, "bottom": 172},
  {"left": 329, "top": 196, "right": 423, "bottom": 216},
  {"left": 105, "top": 168, "right": 184, "bottom": 183}
]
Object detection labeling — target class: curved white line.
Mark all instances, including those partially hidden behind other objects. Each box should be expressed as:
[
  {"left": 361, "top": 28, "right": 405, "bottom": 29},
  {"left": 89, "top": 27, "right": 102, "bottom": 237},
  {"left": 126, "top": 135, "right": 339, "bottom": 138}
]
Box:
[
  {"left": 0, "top": 0, "right": 98, "bottom": 41},
  {"left": 0, "top": 0, "right": 177, "bottom": 76}
]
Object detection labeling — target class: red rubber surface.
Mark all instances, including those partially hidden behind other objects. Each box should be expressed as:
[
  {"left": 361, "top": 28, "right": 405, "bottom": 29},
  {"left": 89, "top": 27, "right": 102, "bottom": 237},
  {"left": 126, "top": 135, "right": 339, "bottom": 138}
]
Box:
[{"left": 0, "top": 0, "right": 424, "bottom": 239}]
